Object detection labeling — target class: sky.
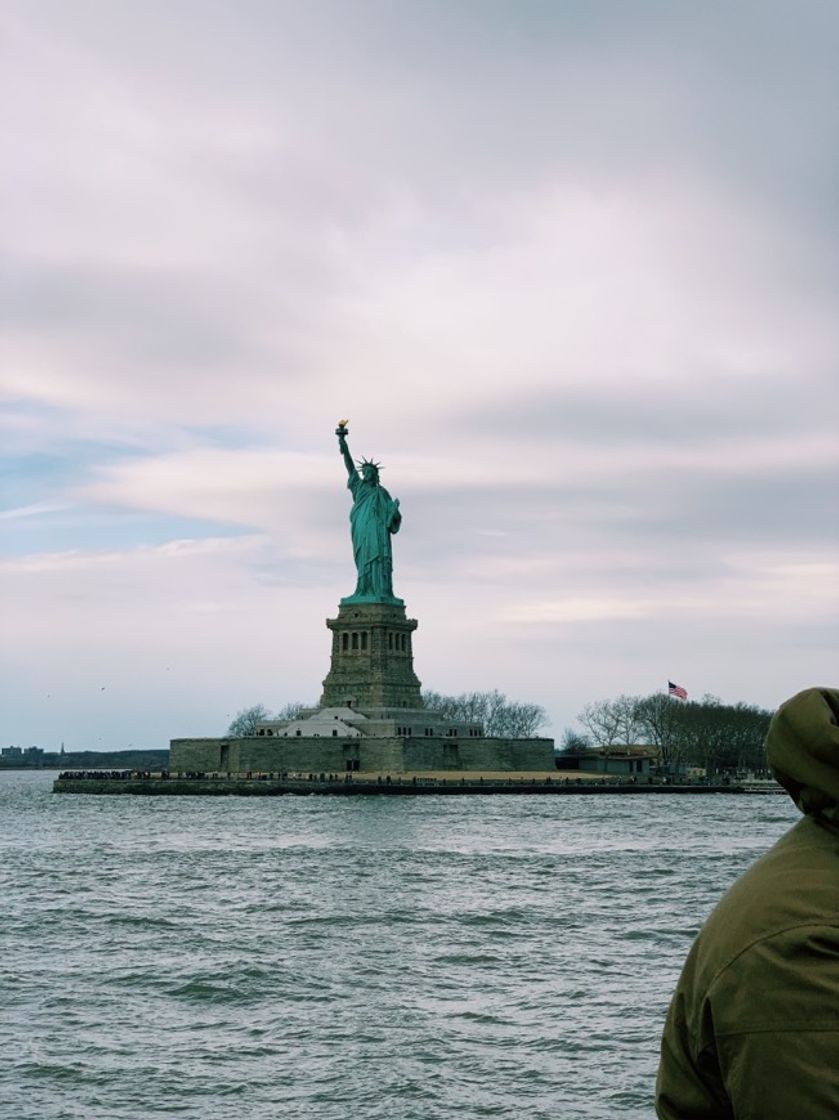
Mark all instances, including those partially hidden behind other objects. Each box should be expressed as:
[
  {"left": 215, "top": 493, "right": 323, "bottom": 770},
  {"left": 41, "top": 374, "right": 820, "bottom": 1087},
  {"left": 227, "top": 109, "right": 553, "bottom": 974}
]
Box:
[{"left": 2, "top": 1, "right": 838, "bottom": 751}]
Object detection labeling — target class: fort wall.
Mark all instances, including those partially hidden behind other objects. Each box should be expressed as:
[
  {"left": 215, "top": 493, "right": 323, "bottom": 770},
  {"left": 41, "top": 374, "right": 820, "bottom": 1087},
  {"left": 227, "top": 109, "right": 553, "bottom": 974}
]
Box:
[{"left": 169, "top": 735, "right": 555, "bottom": 774}]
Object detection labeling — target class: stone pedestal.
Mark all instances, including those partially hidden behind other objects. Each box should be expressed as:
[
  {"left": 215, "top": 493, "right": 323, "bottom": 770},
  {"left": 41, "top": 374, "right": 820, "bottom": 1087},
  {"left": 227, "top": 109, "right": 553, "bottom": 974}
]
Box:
[{"left": 319, "top": 601, "right": 422, "bottom": 709}]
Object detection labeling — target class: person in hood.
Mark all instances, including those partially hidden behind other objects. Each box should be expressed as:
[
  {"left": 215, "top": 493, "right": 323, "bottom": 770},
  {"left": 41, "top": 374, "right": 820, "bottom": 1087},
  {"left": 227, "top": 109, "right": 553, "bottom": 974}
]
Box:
[{"left": 656, "top": 686, "right": 839, "bottom": 1119}]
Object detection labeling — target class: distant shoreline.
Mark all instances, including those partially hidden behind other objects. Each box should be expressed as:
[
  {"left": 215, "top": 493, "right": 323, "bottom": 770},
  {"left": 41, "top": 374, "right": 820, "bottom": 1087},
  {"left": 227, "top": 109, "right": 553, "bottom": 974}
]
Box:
[{"left": 1, "top": 750, "right": 168, "bottom": 771}]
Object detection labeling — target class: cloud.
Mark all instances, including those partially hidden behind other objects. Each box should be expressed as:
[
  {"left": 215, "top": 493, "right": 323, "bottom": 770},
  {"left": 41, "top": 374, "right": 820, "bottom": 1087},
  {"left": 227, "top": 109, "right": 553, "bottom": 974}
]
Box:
[{"left": 0, "top": 500, "right": 71, "bottom": 522}]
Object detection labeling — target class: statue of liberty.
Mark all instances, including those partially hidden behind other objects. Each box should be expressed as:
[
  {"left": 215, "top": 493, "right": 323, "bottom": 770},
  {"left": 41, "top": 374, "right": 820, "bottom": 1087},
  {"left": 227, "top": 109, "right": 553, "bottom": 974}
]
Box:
[{"left": 335, "top": 421, "right": 403, "bottom": 604}]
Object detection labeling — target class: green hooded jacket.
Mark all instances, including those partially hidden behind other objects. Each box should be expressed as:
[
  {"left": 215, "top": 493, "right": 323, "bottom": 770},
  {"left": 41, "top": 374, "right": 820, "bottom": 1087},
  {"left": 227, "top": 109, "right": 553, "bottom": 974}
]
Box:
[{"left": 656, "top": 687, "right": 839, "bottom": 1119}]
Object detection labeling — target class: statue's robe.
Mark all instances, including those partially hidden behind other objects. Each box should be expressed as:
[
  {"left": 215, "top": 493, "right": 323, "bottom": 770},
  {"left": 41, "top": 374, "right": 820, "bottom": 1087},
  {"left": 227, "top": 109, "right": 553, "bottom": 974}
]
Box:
[{"left": 346, "top": 473, "right": 401, "bottom": 600}]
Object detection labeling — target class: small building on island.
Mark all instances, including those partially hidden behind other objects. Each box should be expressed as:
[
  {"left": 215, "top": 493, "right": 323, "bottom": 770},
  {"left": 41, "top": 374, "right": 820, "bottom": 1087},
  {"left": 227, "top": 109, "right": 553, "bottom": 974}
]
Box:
[{"left": 557, "top": 746, "right": 656, "bottom": 777}]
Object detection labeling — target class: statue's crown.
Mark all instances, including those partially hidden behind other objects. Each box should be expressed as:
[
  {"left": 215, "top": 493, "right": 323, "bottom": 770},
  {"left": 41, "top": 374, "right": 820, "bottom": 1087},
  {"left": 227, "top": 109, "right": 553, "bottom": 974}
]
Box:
[{"left": 357, "top": 457, "right": 383, "bottom": 474}]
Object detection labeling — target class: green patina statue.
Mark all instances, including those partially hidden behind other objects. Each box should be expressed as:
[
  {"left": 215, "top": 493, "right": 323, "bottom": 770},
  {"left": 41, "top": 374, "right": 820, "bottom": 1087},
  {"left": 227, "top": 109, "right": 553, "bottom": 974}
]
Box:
[{"left": 336, "top": 421, "right": 403, "bottom": 604}]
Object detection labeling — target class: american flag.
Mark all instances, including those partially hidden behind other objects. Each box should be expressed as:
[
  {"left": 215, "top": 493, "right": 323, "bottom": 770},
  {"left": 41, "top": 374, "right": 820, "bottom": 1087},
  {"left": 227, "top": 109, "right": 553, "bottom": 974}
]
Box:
[{"left": 668, "top": 681, "right": 688, "bottom": 700}]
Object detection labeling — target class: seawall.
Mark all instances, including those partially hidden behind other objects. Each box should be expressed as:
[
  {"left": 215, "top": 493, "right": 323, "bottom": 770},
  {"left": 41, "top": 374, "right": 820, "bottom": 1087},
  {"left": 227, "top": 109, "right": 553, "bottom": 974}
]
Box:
[{"left": 52, "top": 776, "right": 780, "bottom": 797}]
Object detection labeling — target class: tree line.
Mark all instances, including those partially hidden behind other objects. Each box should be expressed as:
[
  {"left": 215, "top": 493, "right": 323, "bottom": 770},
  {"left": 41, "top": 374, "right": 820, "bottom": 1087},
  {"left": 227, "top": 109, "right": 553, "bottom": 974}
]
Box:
[
  {"left": 421, "top": 689, "right": 547, "bottom": 737},
  {"left": 227, "top": 702, "right": 309, "bottom": 737},
  {"left": 567, "top": 692, "right": 773, "bottom": 772},
  {"left": 227, "top": 691, "right": 548, "bottom": 738},
  {"left": 225, "top": 689, "right": 772, "bottom": 770}
]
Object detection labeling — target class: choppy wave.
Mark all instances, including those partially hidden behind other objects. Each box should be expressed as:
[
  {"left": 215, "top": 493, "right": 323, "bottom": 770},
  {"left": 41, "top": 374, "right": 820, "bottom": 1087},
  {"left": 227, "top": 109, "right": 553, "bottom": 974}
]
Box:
[{"left": 0, "top": 770, "right": 797, "bottom": 1119}]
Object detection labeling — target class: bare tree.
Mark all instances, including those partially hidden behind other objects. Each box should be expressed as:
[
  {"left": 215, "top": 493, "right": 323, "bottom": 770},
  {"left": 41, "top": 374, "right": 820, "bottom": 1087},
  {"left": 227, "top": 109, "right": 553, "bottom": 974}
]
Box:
[
  {"left": 275, "top": 701, "right": 312, "bottom": 720},
  {"left": 227, "top": 704, "right": 270, "bottom": 736},
  {"left": 560, "top": 728, "right": 592, "bottom": 752},
  {"left": 634, "top": 693, "right": 683, "bottom": 771},
  {"left": 422, "top": 689, "right": 548, "bottom": 737},
  {"left": 613, "top": 694, "right": 644, "bottom": 744},
  {"left": 577, "top": 698, "right": 624, "bottom": 747},
  {"left": 493, "top": 699, "right": 548, "bottom": 737}
]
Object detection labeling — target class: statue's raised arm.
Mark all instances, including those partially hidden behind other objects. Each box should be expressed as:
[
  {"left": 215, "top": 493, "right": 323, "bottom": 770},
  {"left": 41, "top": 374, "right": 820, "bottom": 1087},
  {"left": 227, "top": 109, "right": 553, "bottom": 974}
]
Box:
[
  {"left": 334, "top": 420, "right": 402, "bottom": 605},
  {"left": 336, "top": 420, "right": 356, "bottom": 480}
]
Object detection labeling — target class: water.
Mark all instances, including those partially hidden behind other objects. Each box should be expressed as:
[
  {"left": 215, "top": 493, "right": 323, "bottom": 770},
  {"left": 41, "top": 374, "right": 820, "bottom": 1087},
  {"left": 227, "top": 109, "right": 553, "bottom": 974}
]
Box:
[{"left": 0, "top": 771, "right": 797, "bottom": 1119}]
